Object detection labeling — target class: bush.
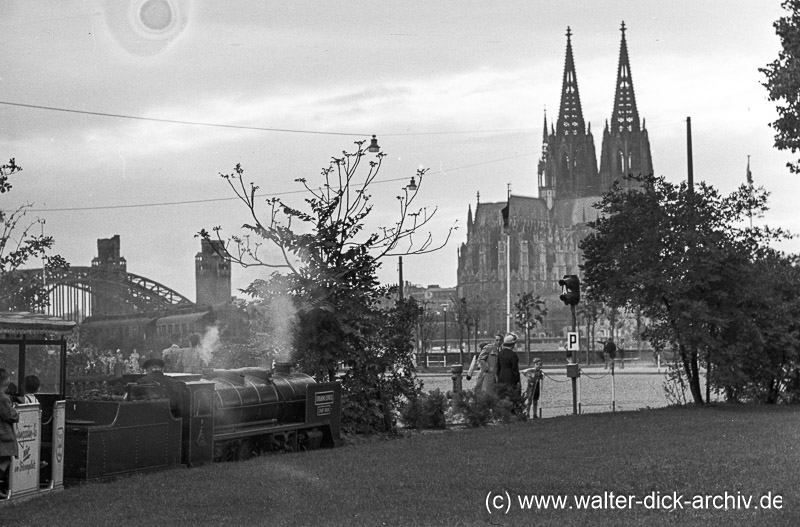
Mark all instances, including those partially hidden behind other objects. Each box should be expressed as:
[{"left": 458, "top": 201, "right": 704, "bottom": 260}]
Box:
[
  {"left": 492, "top": 397, "right": 518, "bottom": 424},
  {"left": 400, "top": 389, "right": 448, "bottom": 429},
  {"left": 451, "top": 389, "right": 496, "bottom": 427},
  {"left": 452, "top": 389, "right": 527, "bottom": 427}
]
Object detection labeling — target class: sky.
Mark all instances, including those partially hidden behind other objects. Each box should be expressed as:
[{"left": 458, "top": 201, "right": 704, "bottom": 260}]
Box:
[{"left": 1, "top": 0, "right": 797, "bottom": 304}]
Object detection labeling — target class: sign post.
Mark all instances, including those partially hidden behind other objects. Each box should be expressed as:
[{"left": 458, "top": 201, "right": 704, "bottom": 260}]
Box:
[
  {"left": 567, "top": 332, "right": 579, "bottom": 362},
  {"left": 566, "top": 333, "right": 580, "bottom": 415}
]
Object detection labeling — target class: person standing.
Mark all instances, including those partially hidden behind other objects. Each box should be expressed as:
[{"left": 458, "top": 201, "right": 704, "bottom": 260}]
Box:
[
  {"left": 618, "top": 339, "right": 626, "bottom": 369},
  {"left": 495, "top": 333, "right": 521, "bottom": 403},
  {"left": 521, "top": 358, "right": 544, "bottom": 419},
  {"left": 0, "top": 368, "right": 19, "bottom": 499},
  {"left": 604, "top": 338, "right": 617, "bottom": 370},
  {"left": 481, "top": 333, "right": 503, "bottom": 396},
  {"left": 466, "top": 342, "right": 490, "bottom": 393}
]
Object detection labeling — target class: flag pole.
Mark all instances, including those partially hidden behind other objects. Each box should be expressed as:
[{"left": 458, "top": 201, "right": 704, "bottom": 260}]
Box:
[{"left": 506, "top": 183, "right": 511, "bottom": 333}]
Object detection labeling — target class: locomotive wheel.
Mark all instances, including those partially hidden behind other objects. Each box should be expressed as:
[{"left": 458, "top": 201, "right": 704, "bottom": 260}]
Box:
[
  {"left": 237, "top": 439, "right": 253, "bottom": 461},
  {"left": 285, "top": 432, "right": 297, "bottom": 452},
  {"left": 215, "top": 442, "right": 236, "bottom": 462}
]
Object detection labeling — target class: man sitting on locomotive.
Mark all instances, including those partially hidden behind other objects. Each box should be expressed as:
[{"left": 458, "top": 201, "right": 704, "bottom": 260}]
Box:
[{"left": 135, "top": 357, "right": 182, "bottom": 416}]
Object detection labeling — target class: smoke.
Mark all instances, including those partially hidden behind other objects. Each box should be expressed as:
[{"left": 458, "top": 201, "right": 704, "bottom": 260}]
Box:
[
  {"left": 197, "top": 325, "right": 220, "bottom": 366},
  {"left": 264, "top": 292, "right": 296, "bottom": 363}
]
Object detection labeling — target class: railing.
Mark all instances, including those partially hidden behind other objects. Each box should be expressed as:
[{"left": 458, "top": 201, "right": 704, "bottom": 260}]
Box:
[{"left": 414, "top": 349, "right": 657, "bottom": 368}]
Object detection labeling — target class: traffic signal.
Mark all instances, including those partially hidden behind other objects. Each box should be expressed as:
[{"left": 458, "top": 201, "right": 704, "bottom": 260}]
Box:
[{"left": 558, "top": 275, "right": 581, "bottom": 306}]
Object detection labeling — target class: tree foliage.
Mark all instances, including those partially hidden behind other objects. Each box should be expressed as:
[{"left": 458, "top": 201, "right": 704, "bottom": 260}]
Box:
[
  {"left": 0, "top": 158, "right": 68, "bottom": 311},
  {"left": 514, "top": 292, "right": 547, "bottom": 334},
  {"left": 581, "top": 174, "right": 796, "bottom": 404},
  {"left": 202, "top": 141, "right": 453, "bottom": 433},
  {"left": 761, "top": 0, "right": 800, "bottom": 173}
]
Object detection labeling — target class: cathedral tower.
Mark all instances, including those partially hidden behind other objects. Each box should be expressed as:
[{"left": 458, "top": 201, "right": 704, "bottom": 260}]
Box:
[
  {"left": 599, "top": 22, "right": 654, "bottom": 190},
  {"left": 538, "top": 27, "right": 599, "bottom": 201}
]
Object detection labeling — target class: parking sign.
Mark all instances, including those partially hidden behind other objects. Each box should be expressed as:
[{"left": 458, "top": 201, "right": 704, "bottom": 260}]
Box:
[{"left": 567, "top": 332, "right": 579, "bottom": 351}]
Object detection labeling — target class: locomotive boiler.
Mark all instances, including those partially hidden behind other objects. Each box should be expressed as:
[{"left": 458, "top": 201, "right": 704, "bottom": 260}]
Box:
[{"left": 63, "top": 364, "right": 341, "bottom": 482}]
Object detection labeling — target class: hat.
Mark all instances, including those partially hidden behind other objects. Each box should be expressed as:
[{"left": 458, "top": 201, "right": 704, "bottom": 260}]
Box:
[
  {"left": 503, "top": 333, "right": 518, "bottom": 345},
  {"left": 142, "top": 357, "right": 165, "bottom": 370}
]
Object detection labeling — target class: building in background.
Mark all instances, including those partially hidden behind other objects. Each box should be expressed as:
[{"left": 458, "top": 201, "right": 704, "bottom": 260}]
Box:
[{"left": 457, "top": 24, "right": 653, "bottom": 336}]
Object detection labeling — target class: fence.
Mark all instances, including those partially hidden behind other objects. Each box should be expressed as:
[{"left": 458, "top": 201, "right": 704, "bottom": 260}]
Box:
[{"left": 415, "top": 348, "right": 656, "bottom": 369}]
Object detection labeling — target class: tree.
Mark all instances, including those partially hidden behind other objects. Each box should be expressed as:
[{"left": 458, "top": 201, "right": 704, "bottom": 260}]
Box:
[
  {"left": 0, "top": 158, "right": 67, "bottom": 311},
  {"left": 581, "top": 174, "right": 788, "bottom": 405},
  {"left": 709, "top": 252, "right": 800, "bottom": 403},
  {"left": 761, "top": 0, "right": 800, "bottom": 173},
  {"left": 514, "top": 292, "right": 547, "bottom": 365},
  {"left": 201, "top": 140, "right": 455, "bottom": 433},
  {"left": 576, "top": 287, "right": 605, "bottom": 362}
]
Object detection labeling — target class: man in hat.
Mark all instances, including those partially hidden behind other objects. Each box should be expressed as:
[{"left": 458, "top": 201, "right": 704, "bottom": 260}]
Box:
[
  {"left": 495, "top": 333, "right": 521, "bottom": 403},
  {"left": 137, "top": 357, "right": 181, "bottom": 416}
]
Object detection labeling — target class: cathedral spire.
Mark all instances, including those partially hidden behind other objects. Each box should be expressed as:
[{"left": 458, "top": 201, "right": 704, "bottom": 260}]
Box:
[
  {"left": 610, "top": 21, "right": 640, "bottom": 134},
  {"left": 556, "top": 27, "right": 586, "bottom": 137},
  {"left": 599, "top": 21, "right": 653, "bottom": 190},
  {"left": 542, "top": 108, "right": 549, "bottom": 144}
]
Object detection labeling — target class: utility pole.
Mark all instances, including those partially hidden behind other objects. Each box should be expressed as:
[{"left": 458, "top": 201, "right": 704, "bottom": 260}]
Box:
[
  {"left": 398, "top": 256, "right": 404, "bottom": 301},
  {"left": 443, "top": 305, "right": 448, "bottom": 353}
]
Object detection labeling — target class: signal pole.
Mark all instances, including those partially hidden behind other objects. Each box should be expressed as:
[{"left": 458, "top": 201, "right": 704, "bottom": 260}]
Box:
[{"left": 559, "top": 274, "right": 581, "bottom": 414}]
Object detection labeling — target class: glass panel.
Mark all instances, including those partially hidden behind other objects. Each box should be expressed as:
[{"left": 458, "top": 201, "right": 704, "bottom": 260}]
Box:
[
  {"left": 24, "top": 344, "right": 62, "bottom": 395},
  {"left": 0, "top": 343, "right": 20, "bottom": 391}
]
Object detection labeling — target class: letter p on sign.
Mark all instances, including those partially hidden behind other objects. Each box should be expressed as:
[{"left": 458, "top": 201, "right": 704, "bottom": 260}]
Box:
[{"left": 567, "top": 332, "right": 579, "bottom": 351}]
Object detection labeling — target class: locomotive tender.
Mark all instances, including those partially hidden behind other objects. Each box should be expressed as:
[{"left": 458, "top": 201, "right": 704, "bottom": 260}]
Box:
[{"left": 64, "top": 363, "right": 341, "bottom": 482}]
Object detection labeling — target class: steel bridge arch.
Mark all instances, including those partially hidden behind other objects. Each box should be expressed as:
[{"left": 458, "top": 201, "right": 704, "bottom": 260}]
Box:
[{"left": 15, "top": 266, "right": 194, "bottom": 321}]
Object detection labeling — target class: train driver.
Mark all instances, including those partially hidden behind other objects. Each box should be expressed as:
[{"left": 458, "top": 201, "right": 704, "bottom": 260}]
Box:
[{"left": 137, "top": 358, "right": 181, "bottom": 416}]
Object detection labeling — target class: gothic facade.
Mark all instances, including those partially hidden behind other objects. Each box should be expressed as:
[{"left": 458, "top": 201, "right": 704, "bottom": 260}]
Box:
[{"left": 457, "top": 23, "right": 653, "bottom": 336}]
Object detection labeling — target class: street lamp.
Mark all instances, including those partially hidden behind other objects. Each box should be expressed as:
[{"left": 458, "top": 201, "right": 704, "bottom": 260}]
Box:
[
  {"left": 368, "top": 135, "right": 381, "bottom": 153},
  {"left": 442, "top": 304, "right": 448, "bottom": 353},
  {"left": 396, "top": 175, "right": 420, "bottom": 303}
]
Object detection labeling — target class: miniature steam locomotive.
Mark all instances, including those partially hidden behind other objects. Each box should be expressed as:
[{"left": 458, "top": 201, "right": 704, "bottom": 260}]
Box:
[{"left": 63, "top": 364, "right": 341, "bottom": 482}]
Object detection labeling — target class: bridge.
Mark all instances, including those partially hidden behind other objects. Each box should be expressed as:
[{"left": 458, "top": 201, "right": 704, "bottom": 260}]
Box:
[{"left": 15, "top": 266, "right": 194, "bottom": 323}]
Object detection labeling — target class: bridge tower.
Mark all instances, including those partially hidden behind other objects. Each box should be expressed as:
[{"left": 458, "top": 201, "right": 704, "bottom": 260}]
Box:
[
  {"left": 195, "top": 239, "right": 231, "bottom": 306},
  {"left": 90, "top": 234, "right": 130, "bottom": 316}
]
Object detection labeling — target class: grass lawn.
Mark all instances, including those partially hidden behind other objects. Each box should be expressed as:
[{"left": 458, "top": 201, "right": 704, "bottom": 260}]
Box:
[{"left": 2, "top": 404, "right": 799, "bottom": 526}]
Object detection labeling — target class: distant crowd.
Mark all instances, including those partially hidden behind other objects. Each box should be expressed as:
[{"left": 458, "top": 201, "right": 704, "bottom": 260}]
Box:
[
  {"left": 66, "top": 345, "right": 209, "bottom": 378},
  {"left": 67, "top": 347, "right": 146, "bottom": 378}
]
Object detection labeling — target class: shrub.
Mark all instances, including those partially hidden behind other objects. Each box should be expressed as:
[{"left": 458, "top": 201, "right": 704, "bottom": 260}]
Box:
[
  {"left": 399, "top": 389, "right": 448, "bottom": 429},
  {"left": 491, "top": 397, "right": 517, "bottom": 424},
  {"left": 451, "top": 389, "right": 496, "bottom": 427},
  {"left": 452, "top": 389, "right": 528, "bottom": 426}
]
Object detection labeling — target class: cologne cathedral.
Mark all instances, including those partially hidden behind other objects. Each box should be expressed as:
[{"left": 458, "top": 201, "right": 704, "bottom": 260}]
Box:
[{"left": 456, "top": 23, "right": 654, "bottom": 336}]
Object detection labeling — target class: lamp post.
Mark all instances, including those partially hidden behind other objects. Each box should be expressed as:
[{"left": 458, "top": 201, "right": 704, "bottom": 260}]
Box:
[
  {"left": 442, "top": 304, "right": 448, "bottom": 353},
  {"left": 396, "top": 176, "right": 418, "bottom": 303}
]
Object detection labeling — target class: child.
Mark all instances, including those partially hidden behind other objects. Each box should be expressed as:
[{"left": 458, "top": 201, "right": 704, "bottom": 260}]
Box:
[
  {"left": 521, "top": 358, "right": 544, "bottom": 419},
  {"left": 0, "top": 368, "right": 19, "bottom": 498}
]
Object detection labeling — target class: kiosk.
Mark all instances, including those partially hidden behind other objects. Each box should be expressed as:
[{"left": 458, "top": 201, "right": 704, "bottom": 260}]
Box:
[{"left": 0, "top": 312, "right": 75, "bottom": 502}]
